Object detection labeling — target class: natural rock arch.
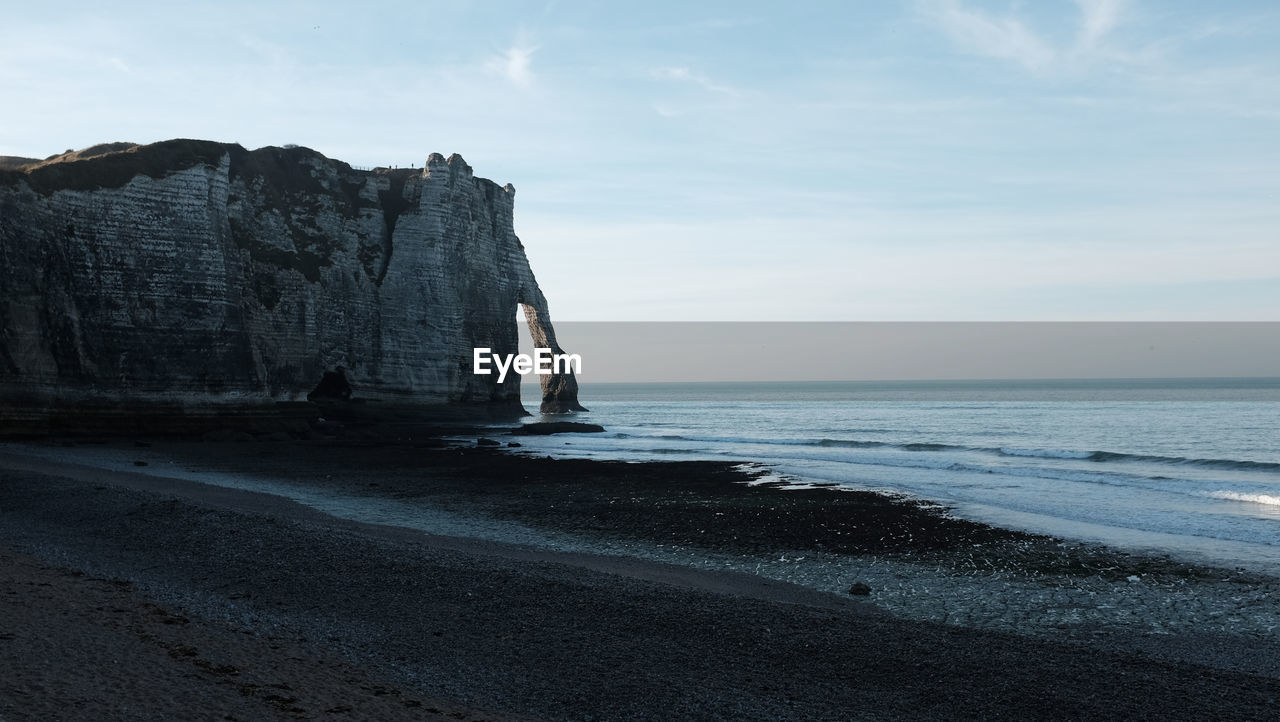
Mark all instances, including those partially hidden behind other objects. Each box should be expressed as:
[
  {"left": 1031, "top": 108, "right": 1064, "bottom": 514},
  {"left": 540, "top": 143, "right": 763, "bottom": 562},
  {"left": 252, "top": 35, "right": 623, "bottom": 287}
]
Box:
[{"left": 518, "top": 300, "right": 587, "bottom": 414}]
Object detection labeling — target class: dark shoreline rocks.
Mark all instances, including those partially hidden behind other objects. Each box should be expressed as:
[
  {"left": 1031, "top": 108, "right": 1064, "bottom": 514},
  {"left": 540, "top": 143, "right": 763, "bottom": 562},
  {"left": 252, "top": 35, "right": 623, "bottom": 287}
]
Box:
[
  {"left": 1, "top": 400, "right": 534, "bottom": 440},
  {"left": 508, "top": 421, "right": 606, "bottom": 435}
]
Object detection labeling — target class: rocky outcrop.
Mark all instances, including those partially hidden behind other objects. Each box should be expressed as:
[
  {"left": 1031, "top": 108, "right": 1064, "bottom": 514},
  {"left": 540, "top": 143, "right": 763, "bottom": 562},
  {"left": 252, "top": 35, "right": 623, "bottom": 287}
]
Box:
[
  {"left": 0, "top": 139, "right": 583, "bottom": 432},
  {"left": 509, "top": 421, "right": 606, "bottom": 435}
]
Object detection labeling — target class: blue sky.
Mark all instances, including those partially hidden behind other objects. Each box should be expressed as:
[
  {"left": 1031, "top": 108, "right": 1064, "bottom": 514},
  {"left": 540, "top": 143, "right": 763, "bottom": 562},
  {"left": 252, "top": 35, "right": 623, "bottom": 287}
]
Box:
[{"left": 3, "top": 1, "right": 1278, "bottom": 320}]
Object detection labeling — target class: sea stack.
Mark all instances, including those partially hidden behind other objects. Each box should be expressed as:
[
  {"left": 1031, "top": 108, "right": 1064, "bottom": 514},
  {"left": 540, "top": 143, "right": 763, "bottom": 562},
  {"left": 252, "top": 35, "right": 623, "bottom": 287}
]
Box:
[{"left": 0, "top": 140, "right": 584, "bottom": 433}]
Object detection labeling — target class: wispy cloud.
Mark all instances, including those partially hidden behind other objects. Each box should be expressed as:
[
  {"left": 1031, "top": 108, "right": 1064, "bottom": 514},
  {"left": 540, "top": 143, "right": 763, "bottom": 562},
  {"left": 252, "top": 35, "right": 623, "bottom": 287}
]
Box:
[
  {"left": 488, "top": 42, "right": 538, "bottom": 87},
  {"left": 652, "top": 17, "right": 764, "bottom": 33},
  {"left": 921, "top": 0, "right": 1129, "bottom": 72},
  {"left": 653, "top": 66, "right": 739, "bottom": 97},
  {"left": 922, "top": 0, "right": 1056, "bottom": 70},
  {"left": 1075, "top": 0, "right": 1125, "bottom": 51}
]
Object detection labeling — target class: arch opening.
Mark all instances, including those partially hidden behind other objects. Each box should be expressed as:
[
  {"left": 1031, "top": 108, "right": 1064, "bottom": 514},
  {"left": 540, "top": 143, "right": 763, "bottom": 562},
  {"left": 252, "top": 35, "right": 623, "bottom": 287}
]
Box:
[{"left": 517, "top": 302, "right": 587, "bottom": 414}]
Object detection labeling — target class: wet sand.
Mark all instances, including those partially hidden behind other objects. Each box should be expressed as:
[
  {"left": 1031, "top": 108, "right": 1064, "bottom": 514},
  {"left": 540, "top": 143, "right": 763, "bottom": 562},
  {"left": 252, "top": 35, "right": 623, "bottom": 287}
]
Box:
[{"left": 1, "top": 436, "right": 1278, "bottom": 720}]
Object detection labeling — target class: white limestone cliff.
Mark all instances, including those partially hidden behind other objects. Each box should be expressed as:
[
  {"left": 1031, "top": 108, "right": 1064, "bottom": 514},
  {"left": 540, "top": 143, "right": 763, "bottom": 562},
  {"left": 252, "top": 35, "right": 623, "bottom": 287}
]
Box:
[{"left": 0, "top": 140, "right": 584, "bottom": 432}]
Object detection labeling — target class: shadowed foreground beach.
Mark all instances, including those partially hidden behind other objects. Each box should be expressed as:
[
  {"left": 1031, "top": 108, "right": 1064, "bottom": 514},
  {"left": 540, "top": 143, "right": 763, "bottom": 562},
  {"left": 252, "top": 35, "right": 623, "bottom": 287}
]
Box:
[{"left": 1, "top": 435, "right": 1278, "bottom": 720}]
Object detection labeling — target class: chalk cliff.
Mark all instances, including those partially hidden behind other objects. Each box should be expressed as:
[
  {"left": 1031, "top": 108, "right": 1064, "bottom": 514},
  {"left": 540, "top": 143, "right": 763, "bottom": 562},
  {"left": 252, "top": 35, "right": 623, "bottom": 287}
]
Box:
[{"left": 0, "top": 140, "right": 584, "bottom": 432}]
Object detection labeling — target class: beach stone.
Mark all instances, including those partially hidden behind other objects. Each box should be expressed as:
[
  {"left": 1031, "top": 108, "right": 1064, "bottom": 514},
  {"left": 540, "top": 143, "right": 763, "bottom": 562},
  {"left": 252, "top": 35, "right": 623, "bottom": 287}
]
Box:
[
  {"left": 847, "top": 583, "right": 873, "bottom": 596},
  {"left": 476, "top": 438, "right": 500, "bottom": 446}
]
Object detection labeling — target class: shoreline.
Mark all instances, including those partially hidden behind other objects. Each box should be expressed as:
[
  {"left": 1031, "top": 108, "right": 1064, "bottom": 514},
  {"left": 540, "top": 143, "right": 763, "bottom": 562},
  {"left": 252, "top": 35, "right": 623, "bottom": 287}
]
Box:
[{"left": 2, "top": 436, "right": 1279, "bottom": 718}]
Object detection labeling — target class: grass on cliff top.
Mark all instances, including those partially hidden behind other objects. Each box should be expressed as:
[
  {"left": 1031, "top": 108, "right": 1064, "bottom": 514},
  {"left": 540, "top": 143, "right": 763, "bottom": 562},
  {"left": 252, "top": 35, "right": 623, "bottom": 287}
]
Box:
[
  {"left": 0, "top": 139, "right": 237, "bottom": 194},
  {"left": 0, "top": 142, "right": 153, "bottom": 173},
  {"left": 3, "top": 140, "right": 239, "bottom": 194},
  {"left": 0, "top": 155, "right": 42, "bottom": 170},
  {"left": 22, "top": 142, "right": 143, "bottom": 169},
  {"left": 0, "top": 139, "right": 361, "bottom": 196}
]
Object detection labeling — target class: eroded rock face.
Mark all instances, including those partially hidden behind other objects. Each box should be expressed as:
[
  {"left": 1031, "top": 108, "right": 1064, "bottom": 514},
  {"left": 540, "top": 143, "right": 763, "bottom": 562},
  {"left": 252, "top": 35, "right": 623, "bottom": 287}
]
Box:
[{"left": 0, "top": 139, "right": 582, "bottom": 430}]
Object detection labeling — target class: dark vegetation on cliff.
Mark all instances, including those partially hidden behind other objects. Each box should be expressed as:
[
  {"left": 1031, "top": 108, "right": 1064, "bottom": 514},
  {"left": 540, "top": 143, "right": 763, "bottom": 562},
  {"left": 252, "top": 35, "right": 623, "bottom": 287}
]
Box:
[
  {"left": 0, "top": 141, "right": 141, "bottom": 171},
  {"left": 0, "top": 140, "right": 230, "bottom": 194}
]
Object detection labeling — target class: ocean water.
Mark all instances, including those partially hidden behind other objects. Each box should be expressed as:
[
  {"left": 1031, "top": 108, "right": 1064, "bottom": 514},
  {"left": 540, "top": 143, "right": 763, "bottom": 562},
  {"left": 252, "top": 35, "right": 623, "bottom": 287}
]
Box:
[{"left": 512, "top": 378, "right": 1280, "bottom": 573}]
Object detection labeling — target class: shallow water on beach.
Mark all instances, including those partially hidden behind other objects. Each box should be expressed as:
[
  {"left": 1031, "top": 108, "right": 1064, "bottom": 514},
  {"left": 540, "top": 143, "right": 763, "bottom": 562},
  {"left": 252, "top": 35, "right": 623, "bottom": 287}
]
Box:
[{"left": 512, "top": 378, "right": 1280, "bottom": 574}]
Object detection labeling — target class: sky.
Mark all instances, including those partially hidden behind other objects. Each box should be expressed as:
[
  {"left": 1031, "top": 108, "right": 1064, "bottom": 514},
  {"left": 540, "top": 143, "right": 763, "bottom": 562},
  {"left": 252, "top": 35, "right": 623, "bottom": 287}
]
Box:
[{"left": 2, "top": 0, "right": 1278, "bottom": 321}]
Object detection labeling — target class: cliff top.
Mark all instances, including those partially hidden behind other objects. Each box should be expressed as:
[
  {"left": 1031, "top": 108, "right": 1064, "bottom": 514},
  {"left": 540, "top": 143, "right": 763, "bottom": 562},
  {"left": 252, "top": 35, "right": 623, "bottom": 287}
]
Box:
[
  {"left": 0, "top": 139, "right": 241, "bottom": 194},
  {"left": 0, "top": 142, "right": 141, "bottom": 171},
  {"left": 0, "top": 139, "right": 493, "bottom": 197}
]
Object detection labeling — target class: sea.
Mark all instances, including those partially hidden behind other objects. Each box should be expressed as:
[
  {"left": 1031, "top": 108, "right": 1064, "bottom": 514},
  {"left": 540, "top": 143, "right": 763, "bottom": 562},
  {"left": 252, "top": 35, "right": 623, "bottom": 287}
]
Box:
[{"left": 511, "top": 378, "right": 1280, "bottom": 574}]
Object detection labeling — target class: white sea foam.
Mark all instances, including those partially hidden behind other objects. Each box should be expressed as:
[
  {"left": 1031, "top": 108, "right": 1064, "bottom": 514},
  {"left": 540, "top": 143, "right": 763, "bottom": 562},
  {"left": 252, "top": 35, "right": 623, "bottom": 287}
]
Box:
[
  {"left": 1203, "top": 490, "right": 1280, "bottom": 507},
  {"left": 999, "top": 447, "right": 1094, "bottom": 460}
]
